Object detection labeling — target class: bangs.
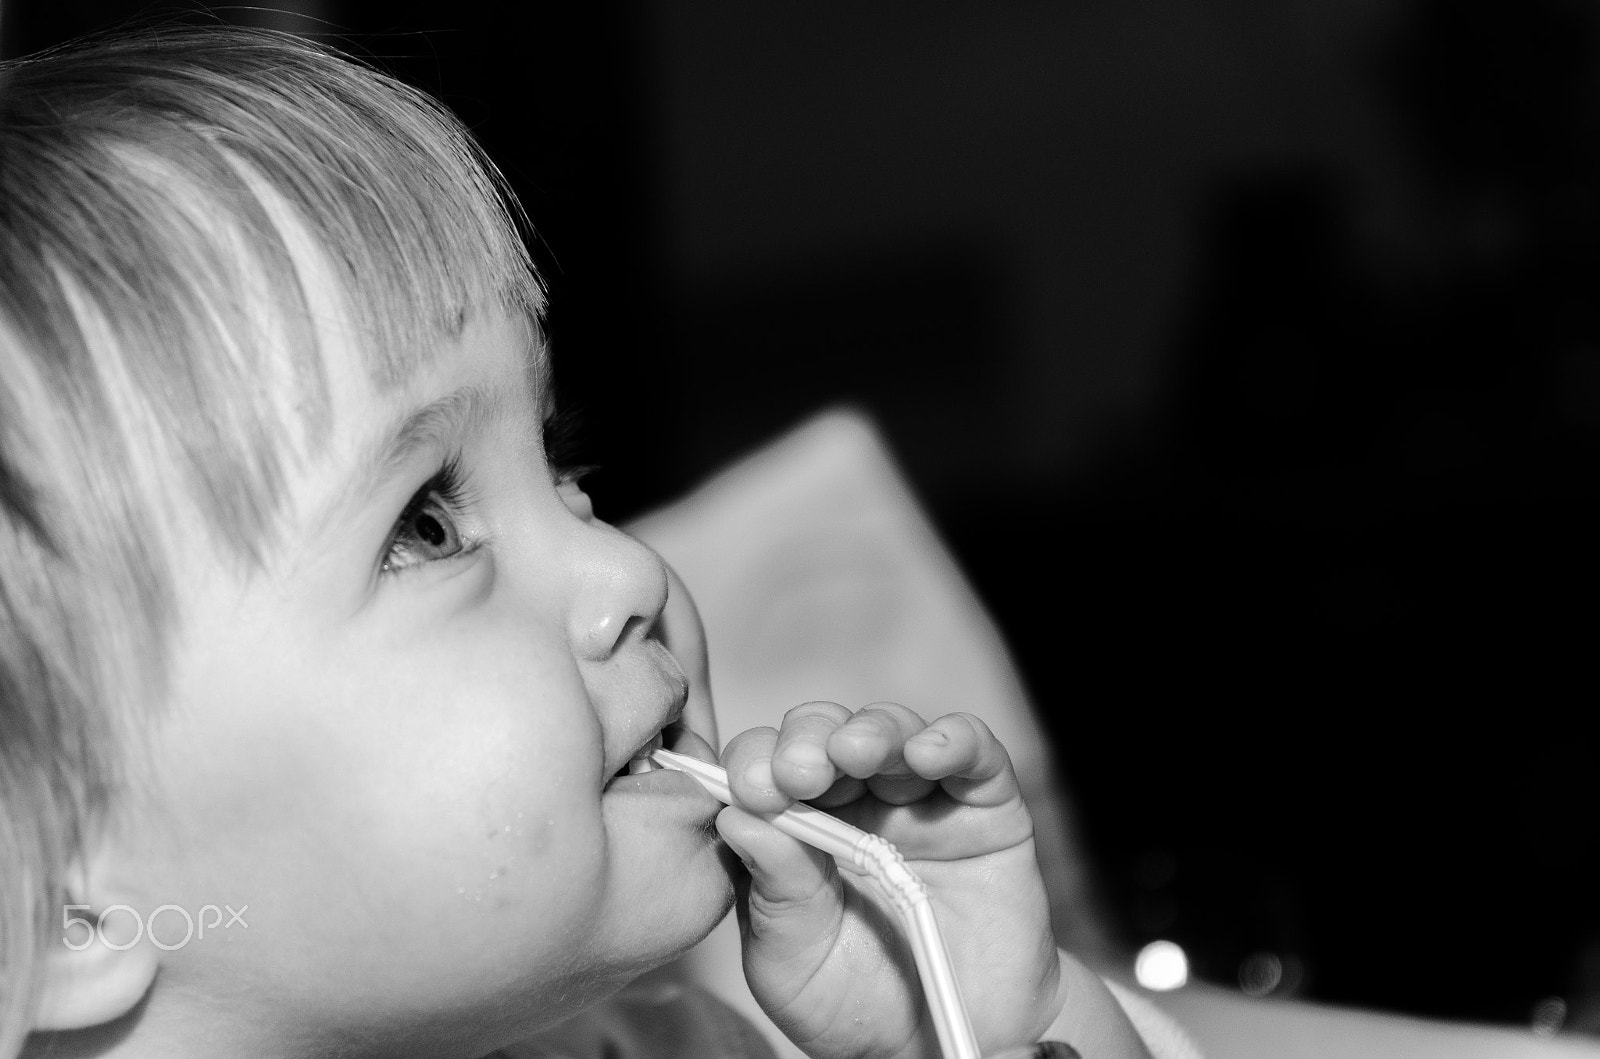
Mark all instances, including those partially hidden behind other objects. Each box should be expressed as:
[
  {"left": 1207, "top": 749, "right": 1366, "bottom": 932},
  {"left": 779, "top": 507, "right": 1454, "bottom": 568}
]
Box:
[{"left": 0, "top": 25, "right": 545, "bottom": 565}]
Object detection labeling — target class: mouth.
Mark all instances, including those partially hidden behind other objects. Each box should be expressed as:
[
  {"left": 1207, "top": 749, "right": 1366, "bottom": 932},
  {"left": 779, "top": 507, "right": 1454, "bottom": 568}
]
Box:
[
  {"left": 610, "top": 720, "right": 696, "bottom": 783},
  {"left": 617, "top": 728, "right": 669, "bottom": 778}
]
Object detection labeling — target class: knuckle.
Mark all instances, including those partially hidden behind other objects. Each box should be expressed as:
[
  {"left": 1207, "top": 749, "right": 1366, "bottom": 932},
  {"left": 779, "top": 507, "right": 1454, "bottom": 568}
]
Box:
[
  {"left": 724, "top": 725, "right": 778, "bottom": 758},
  {"left": 862, "top": 701, "right": 925, "bottom": 728},
  {"left": 948, "top": 712, "right": 993, "bottom": 740},
  {"left": 782, "top": 700, "right": 851, "bottom": 728}
]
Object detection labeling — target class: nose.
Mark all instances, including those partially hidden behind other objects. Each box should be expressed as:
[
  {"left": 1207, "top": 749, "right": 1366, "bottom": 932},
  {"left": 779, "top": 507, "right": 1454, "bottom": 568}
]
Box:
[{"left": 567, "top": 519, "right": 670, "bottom": 662}]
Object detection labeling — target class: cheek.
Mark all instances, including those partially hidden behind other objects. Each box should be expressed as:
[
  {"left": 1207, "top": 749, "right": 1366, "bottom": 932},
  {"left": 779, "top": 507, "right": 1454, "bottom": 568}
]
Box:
[
  {"left": 311, "top": 634, "right": 604, "bottom": 857},
  {"left": 307, "top": 647, "right": 614, "bottom": 970},
  {"left": 148, "top": 620, "right": 609, "bottom": 950}
]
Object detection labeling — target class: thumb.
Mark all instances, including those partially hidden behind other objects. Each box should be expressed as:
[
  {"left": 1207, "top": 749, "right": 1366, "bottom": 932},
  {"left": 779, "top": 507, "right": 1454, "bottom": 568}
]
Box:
[{"left": 717, "top": 805, "right": 844, "bottom": 969}]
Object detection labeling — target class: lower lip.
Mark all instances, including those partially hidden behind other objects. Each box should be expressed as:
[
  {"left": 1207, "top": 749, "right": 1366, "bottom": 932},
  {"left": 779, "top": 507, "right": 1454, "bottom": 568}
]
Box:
[{"left": 602, "top": 765, "right": 719, "bottom": 810}]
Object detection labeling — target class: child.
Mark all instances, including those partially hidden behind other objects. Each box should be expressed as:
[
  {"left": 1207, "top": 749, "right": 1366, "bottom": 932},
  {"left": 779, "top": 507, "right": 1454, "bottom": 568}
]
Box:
[{"left": 0, "top": 24, "right": 1185, "bottom": 1059}]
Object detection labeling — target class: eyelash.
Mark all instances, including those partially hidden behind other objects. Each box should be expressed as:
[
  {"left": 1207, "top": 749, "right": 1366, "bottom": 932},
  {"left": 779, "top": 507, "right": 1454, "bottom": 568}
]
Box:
[{"left": 380, "top": 407, "right": 596, "bottom": 575}]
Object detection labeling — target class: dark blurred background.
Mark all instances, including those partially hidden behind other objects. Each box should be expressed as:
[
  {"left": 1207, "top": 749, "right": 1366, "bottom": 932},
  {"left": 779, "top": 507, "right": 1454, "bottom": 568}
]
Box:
[{"left": 6, "top": 0, "right": 1597, "bottom": 1037}]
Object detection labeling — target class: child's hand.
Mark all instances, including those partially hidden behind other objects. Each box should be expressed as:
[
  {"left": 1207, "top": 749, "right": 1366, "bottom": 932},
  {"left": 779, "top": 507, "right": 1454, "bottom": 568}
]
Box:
[{"left": 717, "top": 702, "right": 1067, "bottom": 1059}]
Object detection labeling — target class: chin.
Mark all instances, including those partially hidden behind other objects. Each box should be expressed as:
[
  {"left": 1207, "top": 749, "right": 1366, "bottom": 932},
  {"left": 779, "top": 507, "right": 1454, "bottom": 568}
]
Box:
[
  {"left": 684, "top": 842, "right": 740, "bottom": 944},
  {"left": 624, "top": 837, "right": 739, "bottom": 974}
]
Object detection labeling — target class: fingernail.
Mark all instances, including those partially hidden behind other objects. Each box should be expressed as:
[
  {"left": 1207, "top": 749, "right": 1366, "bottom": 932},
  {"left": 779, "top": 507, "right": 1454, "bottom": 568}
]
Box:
[
  {"left": 777, "top": 740, "right": 829, "bottom": 773},
  {"left": 742, "top": 757, "right": 777, "bottom": 796},
  {"left": 910, "top": 728, "right": 949, "bottom": 746}
]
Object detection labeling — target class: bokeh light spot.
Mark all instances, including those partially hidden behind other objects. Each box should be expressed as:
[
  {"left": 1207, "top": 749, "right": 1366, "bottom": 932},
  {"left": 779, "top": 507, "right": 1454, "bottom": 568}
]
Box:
[{"left": 1135, "top": 939, "right": 1189, "bottom": 991}]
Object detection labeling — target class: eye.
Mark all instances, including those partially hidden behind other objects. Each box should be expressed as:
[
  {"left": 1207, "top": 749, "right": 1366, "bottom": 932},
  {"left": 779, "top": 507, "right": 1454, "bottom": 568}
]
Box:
[
  {"left": 383, "top": 460, "right": 475, "bottom": 574},
  {"left": 542, "top": 405, "right": 598, "bottom": 519},
  {"left": 557, "top": 476, "right": 596, "bottom": 522},
  {"left": 542, "top": 405, "right": 596, "bottom": 487}
]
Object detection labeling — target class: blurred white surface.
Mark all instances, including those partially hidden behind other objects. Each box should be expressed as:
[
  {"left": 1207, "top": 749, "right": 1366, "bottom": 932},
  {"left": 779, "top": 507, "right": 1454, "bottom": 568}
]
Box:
[
  {"left": 628, "top": 407, "right": 1600, "bottom": 1059},
  {"left": 628, "top": 408, "right": 1100, "bottom": 1059}
]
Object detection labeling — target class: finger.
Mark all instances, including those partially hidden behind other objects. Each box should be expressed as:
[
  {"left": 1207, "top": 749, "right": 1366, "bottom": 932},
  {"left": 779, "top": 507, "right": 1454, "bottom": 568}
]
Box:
[
  {"left": 719, "top": 726, "right": 790, "bottom": 813},
  {"left": 903, "top": 712, "right": 1021, "bottom": 809},
  {"left": 828, "top": 702, "right": 937, "bottom": 806},
  {"left": 717, "top": 806, "right": 844, "bottom": 963},
  {"left": 771, "top": 701, "right": 854, "bottom": 801}
]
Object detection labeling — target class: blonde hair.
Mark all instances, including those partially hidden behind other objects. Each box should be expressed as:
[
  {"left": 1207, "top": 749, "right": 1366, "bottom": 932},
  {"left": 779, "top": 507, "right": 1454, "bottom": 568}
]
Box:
[{"left": 0, "top": 23, "right": 543, "bottom": 1050}]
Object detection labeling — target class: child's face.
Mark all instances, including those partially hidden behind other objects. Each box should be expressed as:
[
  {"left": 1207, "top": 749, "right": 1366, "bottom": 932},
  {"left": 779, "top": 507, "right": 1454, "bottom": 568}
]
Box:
[{"left": 90, "top": 231, "right": 732, "bottom": 1052}]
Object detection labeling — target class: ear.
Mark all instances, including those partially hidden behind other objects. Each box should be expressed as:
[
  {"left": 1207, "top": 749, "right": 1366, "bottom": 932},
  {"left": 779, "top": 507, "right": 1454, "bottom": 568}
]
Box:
[{"left": 29, "top": 882, "right": 160, "bottom": 1032}]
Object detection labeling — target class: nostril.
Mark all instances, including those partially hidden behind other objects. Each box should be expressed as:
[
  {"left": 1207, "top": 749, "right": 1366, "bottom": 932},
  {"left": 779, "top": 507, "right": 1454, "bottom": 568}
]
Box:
[
  {"left": 576, "top": 610, "right": 649, "bottom": 661},
  {"left": 614, "top": 613, "right": 652, "bottom": 650},
  {"left": 570, "top": 531, "right": 669, "bottom": 659}
]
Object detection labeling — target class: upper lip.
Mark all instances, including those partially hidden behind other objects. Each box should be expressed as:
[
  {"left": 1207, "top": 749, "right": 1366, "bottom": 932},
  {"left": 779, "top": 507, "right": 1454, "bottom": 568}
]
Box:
[{"left": 604, "top": 678, "right": 689, "bottom": 781}]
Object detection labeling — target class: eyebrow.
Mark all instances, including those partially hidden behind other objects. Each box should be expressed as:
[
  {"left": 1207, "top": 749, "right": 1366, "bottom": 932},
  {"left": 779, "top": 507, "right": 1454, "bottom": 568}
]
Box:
[
  {"left": 370, "top": 384, "right": 507, "bottom": 486},
  {"left": 361, "top": 327, "right": 551, "bottom": 493}
]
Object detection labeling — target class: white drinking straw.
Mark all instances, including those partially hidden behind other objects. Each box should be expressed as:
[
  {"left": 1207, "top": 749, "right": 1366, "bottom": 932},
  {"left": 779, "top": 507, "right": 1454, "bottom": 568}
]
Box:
[{"left": 650, "top": 747, "right": 983, "bottom": 1059}]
